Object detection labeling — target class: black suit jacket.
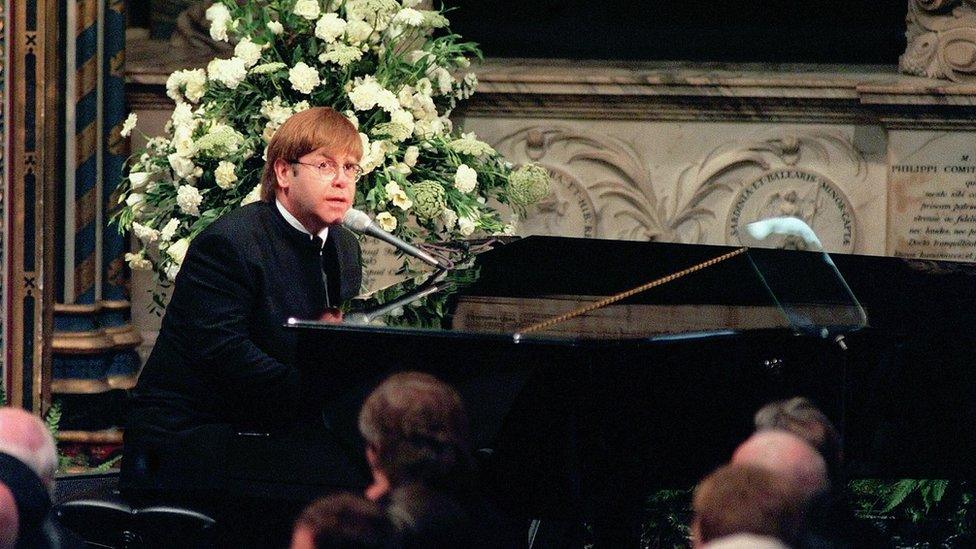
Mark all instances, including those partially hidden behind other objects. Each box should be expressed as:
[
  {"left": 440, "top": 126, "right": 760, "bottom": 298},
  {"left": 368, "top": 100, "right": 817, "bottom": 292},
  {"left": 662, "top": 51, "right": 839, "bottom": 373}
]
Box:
[{"left": 123, "top": 201, "right": 362, "bottom": 488}]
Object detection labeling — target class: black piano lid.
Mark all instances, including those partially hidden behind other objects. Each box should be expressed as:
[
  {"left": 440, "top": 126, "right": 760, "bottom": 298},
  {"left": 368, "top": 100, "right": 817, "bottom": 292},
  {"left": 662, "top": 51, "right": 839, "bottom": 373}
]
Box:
[{"left": 288, "top": 236, "right": 867, "bottom": 343}]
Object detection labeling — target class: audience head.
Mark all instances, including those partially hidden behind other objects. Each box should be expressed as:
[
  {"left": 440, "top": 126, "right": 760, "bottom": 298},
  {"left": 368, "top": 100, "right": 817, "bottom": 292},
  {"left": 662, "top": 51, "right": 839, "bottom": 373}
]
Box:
[
  {"left": 754, "top": 397, "right": 843, "bottom": 482},
  {"left": 0, "top": 407, "right": 58, "bottom": 494},
  {"left": 701, "top": 533, "right": 789, "bottom": 549},
  {"left": 0, "top": 484, "right": 17, "bottom": 549},
  {"left": 691, "top": 464, "right": 805, "bottom": 547},
  {"left": 291, "top": 493, "right": 396, "bottom": 549},
  {"left": 387, "top": 482, "right": 471, "bottom": 549},
  {"left": 358, "top": 372, "right": 472, "bottom": 497},
  {"left": 731, "top": 430, "right": 829, "bottom": 498}
]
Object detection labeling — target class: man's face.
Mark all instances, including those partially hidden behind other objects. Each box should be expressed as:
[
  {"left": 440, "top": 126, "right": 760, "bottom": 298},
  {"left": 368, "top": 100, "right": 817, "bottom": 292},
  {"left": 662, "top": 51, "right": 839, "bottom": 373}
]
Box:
[{"left": 274, "top": 146, "right": 360, "bottom": 233}]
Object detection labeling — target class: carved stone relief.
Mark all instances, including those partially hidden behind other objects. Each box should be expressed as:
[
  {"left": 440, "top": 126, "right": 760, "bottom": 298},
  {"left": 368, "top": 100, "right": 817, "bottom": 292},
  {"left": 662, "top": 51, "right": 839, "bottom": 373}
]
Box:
[
  {"left": 901, "top": 0, "right": 976, "bottom": 82},
  {"left": 490, "top": 124, "right": 871, "bottom": 255}
]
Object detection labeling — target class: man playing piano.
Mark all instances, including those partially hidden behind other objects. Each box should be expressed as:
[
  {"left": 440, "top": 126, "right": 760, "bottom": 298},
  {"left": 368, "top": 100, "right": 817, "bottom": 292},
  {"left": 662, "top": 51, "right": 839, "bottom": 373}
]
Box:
[{"left": 121, "top": 107, "right": 367, "bottom": 537}]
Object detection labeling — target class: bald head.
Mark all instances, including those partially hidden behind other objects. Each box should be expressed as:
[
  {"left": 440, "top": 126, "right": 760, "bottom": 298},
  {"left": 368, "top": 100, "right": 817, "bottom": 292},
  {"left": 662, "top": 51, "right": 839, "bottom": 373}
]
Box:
[
  {"left": 0, "top": 408, "right": 58, "bottom": 493},
  {"left": 731, "top": 430, "right": 828, "bottom": 498}
]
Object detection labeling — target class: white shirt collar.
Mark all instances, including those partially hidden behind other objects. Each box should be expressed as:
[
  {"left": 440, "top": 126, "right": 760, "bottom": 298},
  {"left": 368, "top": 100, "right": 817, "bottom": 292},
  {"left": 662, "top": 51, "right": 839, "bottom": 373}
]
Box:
[{"left": 276, "top": 199, "right": 329, "bottom": 246}]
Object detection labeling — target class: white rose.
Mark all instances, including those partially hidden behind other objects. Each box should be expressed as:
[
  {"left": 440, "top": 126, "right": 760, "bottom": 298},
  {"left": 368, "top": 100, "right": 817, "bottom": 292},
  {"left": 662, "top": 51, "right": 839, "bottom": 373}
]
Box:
[
  {"left": 403, "top": 146, "right": 419, "bottom": 167},
  {"left": 120, "top": 113, "right": 138, "bottom": 138},
  {"left": 375, "top": 212, "right": 397, "bottom": 232},
  {"left": 315, "top": 13, "right": 346, "bottom": 42},
  {"left": 125, "top": 252, "right": 152, "bottom": 271},
  {"left": 125, "top": 193, "right": 145, "bottom": 212},
  {"left": 453, "top": 164, "right": 477, "bottom": 193},
  {"left": 167, "top": 238, "right": 190, "bottom": 265},
  {"left": 132, "top": 222, "right": 159, "bottom": 244},
  {"left": 176, "top": 184, "right": 203, "bottom": 216},
  {"left": 288, "top": 62, "right": 320, "bottom": 94},
  {"left": 267, "top": 20, "right": 284, "bottom": 34},
  {"left": 160, "top": 218, "right": 181, "bottom": 242},
  {"left": 214, "top": 161, "right": 238, "bottom": 189},
  {"left": 207, "top": 57, "right": 247, "bottom": 89},
  {"left": 293, "top": 0, "right": 321, "bottom": 20},
  {"left": 234, "top": 37, "right": 263, "bottom": 68},
  {"left": 458, "top": 216, "right": 476, "bottom": 236}
]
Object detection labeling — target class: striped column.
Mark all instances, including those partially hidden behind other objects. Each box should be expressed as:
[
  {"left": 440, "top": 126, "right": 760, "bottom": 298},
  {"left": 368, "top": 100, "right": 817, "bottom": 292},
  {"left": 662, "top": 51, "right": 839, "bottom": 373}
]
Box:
[{"left": 52, "top": 0, "right": 140, "bottom": 436}]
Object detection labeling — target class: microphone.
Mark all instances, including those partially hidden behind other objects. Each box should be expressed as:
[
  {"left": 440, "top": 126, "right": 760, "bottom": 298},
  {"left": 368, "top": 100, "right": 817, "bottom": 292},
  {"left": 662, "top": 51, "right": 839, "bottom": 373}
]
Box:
[
  {"left": 342, "top": 208, "right": 449, "bottom": 269},
  {"left": 745, "top": 217, "right": 823, "bottom": 251}
]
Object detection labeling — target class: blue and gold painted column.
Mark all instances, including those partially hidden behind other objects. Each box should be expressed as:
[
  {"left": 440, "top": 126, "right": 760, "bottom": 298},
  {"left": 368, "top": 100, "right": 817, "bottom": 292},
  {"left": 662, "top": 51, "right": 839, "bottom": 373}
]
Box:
[
  {"left": 51, "top": 0, "right": 140, "bottom": 438},
  {"left": 7, "top": 0, "right": 61, "bottom": 412}
]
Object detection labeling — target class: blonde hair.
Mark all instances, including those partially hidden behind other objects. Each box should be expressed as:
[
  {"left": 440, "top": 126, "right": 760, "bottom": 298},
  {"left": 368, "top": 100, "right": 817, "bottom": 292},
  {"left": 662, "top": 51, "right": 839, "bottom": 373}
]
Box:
[{"left": 260, "top": 107, "right": 363, "bottom": 202}]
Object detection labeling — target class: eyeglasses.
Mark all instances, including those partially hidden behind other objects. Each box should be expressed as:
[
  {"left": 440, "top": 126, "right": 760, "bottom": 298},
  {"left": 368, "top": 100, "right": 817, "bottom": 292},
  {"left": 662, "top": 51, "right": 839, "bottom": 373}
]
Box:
[{"left": 292, "top": 158, "right": 364, "bottom": 183}]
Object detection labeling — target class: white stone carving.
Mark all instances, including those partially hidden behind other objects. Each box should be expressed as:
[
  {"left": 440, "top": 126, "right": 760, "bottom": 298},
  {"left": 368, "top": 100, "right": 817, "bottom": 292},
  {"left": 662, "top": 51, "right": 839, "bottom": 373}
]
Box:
[
  {"left": 490, "top": 124, "right": 866, "bottom": 254},
  {"left": 901, "top": 0, "right": 976, "bottom": 82}
]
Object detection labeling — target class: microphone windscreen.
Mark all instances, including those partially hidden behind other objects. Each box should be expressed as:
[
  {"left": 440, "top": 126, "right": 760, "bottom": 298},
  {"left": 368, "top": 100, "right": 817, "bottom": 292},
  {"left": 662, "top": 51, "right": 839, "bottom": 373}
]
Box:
[{"left": 342, "top": 208, "right": 373, "bottom": 232}]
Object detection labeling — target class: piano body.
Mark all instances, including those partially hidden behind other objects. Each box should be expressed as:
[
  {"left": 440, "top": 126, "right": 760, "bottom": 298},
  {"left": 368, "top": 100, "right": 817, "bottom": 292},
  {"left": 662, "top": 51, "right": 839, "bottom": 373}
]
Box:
[{"left": 289, "top": 236, "right": 976, "bottom": 520}]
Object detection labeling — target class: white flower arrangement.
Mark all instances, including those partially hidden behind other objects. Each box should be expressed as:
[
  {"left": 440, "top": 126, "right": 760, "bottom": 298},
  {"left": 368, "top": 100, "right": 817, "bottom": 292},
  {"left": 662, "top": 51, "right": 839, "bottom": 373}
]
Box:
[{"left": 113, "top": 0, "right": 550, "bottom": 298}]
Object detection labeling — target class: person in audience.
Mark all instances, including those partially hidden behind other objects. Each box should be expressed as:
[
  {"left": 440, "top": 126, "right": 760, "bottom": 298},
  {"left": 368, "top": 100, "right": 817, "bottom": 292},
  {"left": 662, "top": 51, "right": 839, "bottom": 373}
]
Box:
[
  {"left": 754, "top": 397, "right": 843, "bottom": 484},
  {"left": 0, "top": 408, "right": 58, "bottom": 495},
  {"left": 290, "top": 493, "right": 396, "bottom": 549},
  {"left": 0, "top": 483, "right": 17, "bottom": 549},
  {"left": 0, "top": 407, "right": 78, "bottom": 549},
  {"left": 731, "top": 430, "right": 829, "bottom": 499},
  {"left": 691, "top": 464, "right": 806, "bottom": 547},
  {"left": 357, "top": 372, "right": 474, "bottom": 501},
  {"left": 386, "top": 482, "right": 472, "bottom": 548},
  {"left": 701, "top": 533, "right": 789, "bottom": 549}
]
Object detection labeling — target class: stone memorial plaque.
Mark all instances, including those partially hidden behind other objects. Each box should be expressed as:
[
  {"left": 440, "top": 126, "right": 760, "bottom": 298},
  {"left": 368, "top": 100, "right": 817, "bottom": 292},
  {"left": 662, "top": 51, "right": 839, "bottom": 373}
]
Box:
[{"left": 889, "top": 132, "right": 976, "bottom": 262}]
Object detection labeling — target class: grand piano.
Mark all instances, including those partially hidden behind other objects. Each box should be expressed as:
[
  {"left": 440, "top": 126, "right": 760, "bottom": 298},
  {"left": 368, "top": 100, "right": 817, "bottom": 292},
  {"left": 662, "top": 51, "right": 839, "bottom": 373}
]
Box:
[{"left": 288, "top": 235, "right": 976, "bottom": 521}]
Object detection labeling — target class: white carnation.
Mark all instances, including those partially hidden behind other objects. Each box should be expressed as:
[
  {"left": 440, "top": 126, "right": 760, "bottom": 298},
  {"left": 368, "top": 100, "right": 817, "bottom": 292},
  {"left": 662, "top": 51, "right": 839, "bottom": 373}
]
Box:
[
  {"left": 168, "top": 153, "right": 198, "bottom": 180},
  {"left": 345, "top": 20, "right": 373, "bottom": 44},
  {"left": 132, "top": 222, "right": 159, "bottom": 244},
  {"left": 344, "top": 110, "right": 360, "bottom": 129},
  {"left": 205, "top": 3, "right": 232, "bottom": 42},
  {"left": 120, "top": 113, "right": 138, "bottom": 138},
  {"left": 214, "top": 161, "right": 238, "bottom": 189},
  {"left": 125, "top": 252, "right": 152, "bottom": 271},
  {"left": 166, "top": 69, "right": 208, "bottom": 103},
  {"left": 234, "top": 37, "right": 263, "bottom": 68},
  {"left": 375, "top": 212, "right": 397, "bottom": 231},
  {"left": 159, "top": 218, "right": 181, "bottom": 242},
  {"left": 176, "top": 184, "right": 203, "bottom": 216},
  {"left": 431, "top": 67, "right": 453, "bottom": 95},
  {"left": 260, "top": 97, "right": 292, "bottom": 126},
  {"left": 403, "top": 146, "right": 419, "bottom": 167},
  {"left": 348, "top": 77, "right": 383, "bottom": 111},
  {"left": 315, "top": 13, "right": 347, "bottom": 42},
  {"left": 267, "top": 20, "right": 284, "bottom": 34},
  {"left": 288, "top": 62, "right": 320, "bottom": 94},
  {"left": 293, "top": 100, "right": 311, "bottom": 112},
  {"left": 207, "top": 57, "right": 247, "bottom": 89},
  {"left": 441, "top": 208, "right": 458, "bottom": 229},
  {"left": 167, "top": 238, "right": 190, "bottom": 265},
  {"left": 453, "top": 164, "right": 477, "bottom": 193},
  {"left": 293, "top": 0, "right": 321, "bottom": 20}
]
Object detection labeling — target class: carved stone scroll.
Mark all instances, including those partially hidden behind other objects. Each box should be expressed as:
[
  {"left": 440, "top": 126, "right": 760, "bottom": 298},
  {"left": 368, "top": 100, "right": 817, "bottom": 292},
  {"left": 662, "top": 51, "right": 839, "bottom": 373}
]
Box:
[{"left": 901, "top": 0, "right": 976, "bottom": 82}]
